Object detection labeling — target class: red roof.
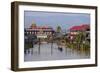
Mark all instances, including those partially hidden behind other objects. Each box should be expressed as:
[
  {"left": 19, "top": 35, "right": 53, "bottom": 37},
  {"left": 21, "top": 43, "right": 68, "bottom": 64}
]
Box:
[{"left": 69, "top": 24, "right": 89, "bottom": 31}]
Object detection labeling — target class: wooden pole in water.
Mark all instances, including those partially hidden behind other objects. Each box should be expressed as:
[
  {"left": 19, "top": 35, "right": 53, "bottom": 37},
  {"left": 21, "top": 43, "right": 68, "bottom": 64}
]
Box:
[
  {"left": 31, "top": 42, "right": 34, "bottom": 55},
  {"left": 51, "top": 38, "right": 53, "bottom": 55},
  {"left": 38, "top": 38, "right": 41, "bottom": 54}
]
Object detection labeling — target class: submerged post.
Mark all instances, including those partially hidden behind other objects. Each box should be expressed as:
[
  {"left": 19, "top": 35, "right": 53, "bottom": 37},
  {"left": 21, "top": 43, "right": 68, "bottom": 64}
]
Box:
[
  {"left": 51, "top": 36, "right": 53, "bottom": 55},
  {"left": 38, "top": 38, "right": 41, "bottom": 54}
]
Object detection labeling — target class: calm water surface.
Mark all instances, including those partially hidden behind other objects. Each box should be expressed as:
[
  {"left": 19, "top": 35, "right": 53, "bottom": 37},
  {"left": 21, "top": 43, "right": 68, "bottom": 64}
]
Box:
[{"left": 24, "top": 43, "right": 90, "bottom": 61}]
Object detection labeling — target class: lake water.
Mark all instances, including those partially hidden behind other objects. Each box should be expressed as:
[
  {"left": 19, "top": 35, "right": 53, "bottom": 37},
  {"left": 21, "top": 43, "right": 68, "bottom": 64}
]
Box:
[{"left": 24, "top": 43, "right": 90, "bottom": 61}]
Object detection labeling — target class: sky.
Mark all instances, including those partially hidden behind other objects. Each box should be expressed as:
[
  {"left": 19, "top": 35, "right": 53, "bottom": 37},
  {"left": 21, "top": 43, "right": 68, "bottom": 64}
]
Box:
[{"left": 24, "top": 11, "right": 90, "bottom": 31}]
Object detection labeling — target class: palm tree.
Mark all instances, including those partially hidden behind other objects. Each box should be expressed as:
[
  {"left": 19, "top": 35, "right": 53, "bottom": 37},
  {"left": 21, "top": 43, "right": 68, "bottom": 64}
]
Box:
[
  {"left": 74, "top": 31, "right": 90, "bottom": 50},
  {"left": 74, "top": 31, "right": 85, "bottom": 49}
]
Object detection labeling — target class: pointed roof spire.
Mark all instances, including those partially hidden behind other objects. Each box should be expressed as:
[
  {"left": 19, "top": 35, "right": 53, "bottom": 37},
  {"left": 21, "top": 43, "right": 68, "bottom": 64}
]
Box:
[{"left": 30, "top": 21, "right": 37, "bottom": 28}]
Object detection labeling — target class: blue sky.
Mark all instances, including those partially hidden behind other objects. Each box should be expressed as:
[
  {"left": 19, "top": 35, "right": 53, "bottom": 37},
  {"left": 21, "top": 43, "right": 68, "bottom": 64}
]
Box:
[{"left": 24, "top": 11, "right": 90, "bottom": 31}]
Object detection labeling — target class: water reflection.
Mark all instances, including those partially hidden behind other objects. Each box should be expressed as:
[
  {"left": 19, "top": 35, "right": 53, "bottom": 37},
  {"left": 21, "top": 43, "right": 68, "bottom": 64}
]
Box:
[{"left": 24, "top": 43, "right": 90, "bottom": 61}]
